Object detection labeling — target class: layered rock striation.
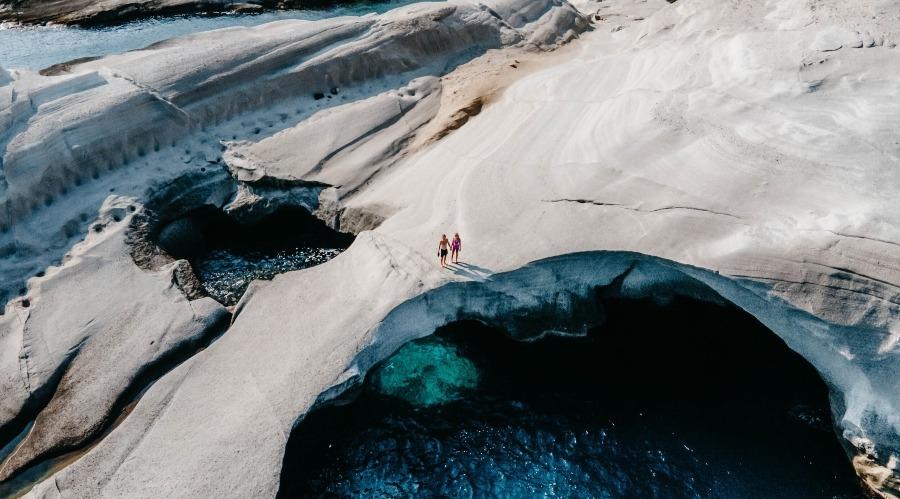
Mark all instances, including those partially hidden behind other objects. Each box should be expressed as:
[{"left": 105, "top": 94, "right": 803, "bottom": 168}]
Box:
[
  {"left": 1, "top": 0, "right": 899, "bottom": 496},
  {"left": 2, "top": 0, "right": 325, "bottom": 26},
  {"left": 0, "top": 0, "right": 588, "bottom": 495}
]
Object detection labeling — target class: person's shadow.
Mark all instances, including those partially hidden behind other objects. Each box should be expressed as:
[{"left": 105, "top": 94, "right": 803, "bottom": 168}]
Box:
[{"left": 448, "top": 261, "right": 493, "bottom": 281}]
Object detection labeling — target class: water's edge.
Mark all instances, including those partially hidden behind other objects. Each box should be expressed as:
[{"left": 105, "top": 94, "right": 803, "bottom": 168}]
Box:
[
  {"left": 0, "top": 0, "right": 416, "bottom": 71},
  {"left": 279, "top": 299, "right": 868, "bottom": 497}
]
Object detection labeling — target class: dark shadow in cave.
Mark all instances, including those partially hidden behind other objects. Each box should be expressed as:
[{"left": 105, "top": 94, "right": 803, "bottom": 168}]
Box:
[
  {"left": 277, "top": 297, "right": 870, "bottom": 498},
  {"left": 157, "top": 206, "right": 354, "bottom": 305}
]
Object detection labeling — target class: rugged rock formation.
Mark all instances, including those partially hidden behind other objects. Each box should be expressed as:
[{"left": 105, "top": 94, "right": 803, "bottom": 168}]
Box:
[
  {"left": 1, "top": 0, "right": 899, "bottom": 496},
  {"left": 2, "top": 0, "right": 298, "bottom": 26},
  {"left": 0, "top": 197, "right": 229, "bottom": 483},
  {"left": 0, "top": 0, "right": 586, "bottom": 302},
  {"left": 224, "top": 77, "right": 444, "bottom": 195},
  {"left": 0, "top": 0, "right": 588, "bottom": 494}
]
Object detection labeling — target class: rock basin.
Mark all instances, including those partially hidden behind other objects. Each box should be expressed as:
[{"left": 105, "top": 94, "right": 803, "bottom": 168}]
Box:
[{"left": 280, "top": 298, "right": 869, "bottom": 498}]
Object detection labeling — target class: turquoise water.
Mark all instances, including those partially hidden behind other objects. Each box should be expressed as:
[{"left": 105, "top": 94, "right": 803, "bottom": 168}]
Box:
[
  {"left": 279, "top": 299, "right": 869, "bottom": 498},
  {"left": 0, "top": 1, "right": 413, "bottom": 71},
  {"left": 370, "top": 336, "right": 480, "bottom": 406}
]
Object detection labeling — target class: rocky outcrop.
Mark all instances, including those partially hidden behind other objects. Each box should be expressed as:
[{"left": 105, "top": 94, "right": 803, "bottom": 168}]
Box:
[
  {"left": 0, "top": 0, "right": 588, "bottom": 494},
  {"left": 2, "top": 0, "right": 900, "bottom": 496},
  {"left": 224, "top": 77, "right": 443, "bottom": 195},
  {"left": 2, "top": 0, "right": 289, "bottom": 26},
  {"left": 0, "top": 0, "right": 587, "bottom": 301},
  {"left": 0, "top": 197, "right": 229, "bottom": 483}
]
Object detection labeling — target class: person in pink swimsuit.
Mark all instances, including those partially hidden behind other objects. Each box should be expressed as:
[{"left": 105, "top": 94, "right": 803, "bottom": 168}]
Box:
[{"left": 450, "top": 233, "right": 462, "bottom": 264}]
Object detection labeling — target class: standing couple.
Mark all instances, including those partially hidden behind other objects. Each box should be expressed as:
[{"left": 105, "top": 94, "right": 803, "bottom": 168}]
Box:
[{"left": 437, "top": 233, "right": 462, "bottom": 267}]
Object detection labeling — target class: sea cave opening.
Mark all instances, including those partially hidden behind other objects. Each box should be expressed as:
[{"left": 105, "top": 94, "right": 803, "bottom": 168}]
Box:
[
  {"left": 155, "top": 205, "right": 354, "bottom": 306},
  {"left": 277, "top": 296, "right": 869, "bottom": 498}
]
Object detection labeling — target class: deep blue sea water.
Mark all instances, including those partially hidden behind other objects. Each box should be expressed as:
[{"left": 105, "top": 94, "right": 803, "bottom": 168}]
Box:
[
  {"left": 0, "top": 7, "right": 874, "bottom": 497},
  {"left": 278, "top": 299, "right": 869, "bottom": 498}
]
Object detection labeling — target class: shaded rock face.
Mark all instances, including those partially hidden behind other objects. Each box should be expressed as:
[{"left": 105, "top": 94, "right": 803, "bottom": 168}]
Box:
[
  {"left": 0, "top": 197, "right": 230, "bottom": 488},
  {"left": 1, "top": 0, "right": 326, "bottom": 26},
  {"left": 157, "top": 217, "right": 206, "bottom": 261},
  {"left": 1, "top": 0, "right": 899, "bottom": 497},
  {"left": 0, "top": 0, "right": 589, "bottom": 496},
  {"left": 123, "top": 166, "right": 355, "bottom": 306},
  {"left": 159, "top": 206, "right": 354, "bottom": 305},
  {"left": 280, "top": 302, "right": 866, "bottom": 498},
  {"left": 0, "top": 0, "right": 585, "bottom": 304}
]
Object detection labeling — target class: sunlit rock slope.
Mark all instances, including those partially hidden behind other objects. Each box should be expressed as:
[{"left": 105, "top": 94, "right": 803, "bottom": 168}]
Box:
[{"left": 1, "top": 0, "right": 899, "bottom": 496}]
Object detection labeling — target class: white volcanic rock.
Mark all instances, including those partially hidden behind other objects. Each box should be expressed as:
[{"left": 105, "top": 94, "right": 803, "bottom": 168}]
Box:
[
  {"left": 0, "top": 0, "right": 284, "bottom": 25},
  {"left": 0, "top": 0, "right": 588, "bottom": 495},
  {"left": 24, "top": 233, "right": 444, "bottom": 498},
  {"left": 4, "top": 0, "right": 900, "bottom": 497},
  {"left": 810, "top": 26, "right": 864, "bottom": 52},
  {"left": 351, "top": 0, "right": 900, "bottom": 491},
  {"left": 0, "top": 0, "right": 586, "bottom": 300},
  {"left": 0, "top": 196, "right": 228, "bottom": 482},
  {"left": 224, "top": 76, "right": 443, "bottom": 194}
]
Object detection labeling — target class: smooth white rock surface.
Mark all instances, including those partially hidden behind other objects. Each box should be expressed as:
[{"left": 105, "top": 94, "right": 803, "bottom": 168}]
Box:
[
  {"left": 1, "top": 0, "right": 899, "bottom": 496},
  {"left": 0, "top": 197, "right": 228, "bottom": 482},
  {"left": 0, "top": 0, "right": 588, "bottom": 495}
]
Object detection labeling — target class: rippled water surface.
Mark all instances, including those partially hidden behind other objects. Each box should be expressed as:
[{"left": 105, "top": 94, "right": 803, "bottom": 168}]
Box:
[
  {"left": 196, "top": 247, "right": 343, "bottom": 305},
  {"left": 173, "top": 207, "right": 353, "bottom": 306},
  {"left": 0, "top": 0, "right": 415, "bottom": 71},
  {"left": 279, "top": 299, "right": 868, "bottom": 498}
]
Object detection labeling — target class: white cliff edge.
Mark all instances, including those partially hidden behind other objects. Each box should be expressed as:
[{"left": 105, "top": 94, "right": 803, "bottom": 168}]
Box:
[{"left": 0, "top": 0, "right": 899, "bottom": 496}]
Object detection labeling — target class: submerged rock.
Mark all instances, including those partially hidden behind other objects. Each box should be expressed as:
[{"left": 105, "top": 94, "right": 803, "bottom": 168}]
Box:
[
  {"left": 369, "top": 335, "right": 480, "bottom": 406},
  {"left": 282, "top": 310, "right": 866, "bottom": 498},
  {"left": 196, "top": 247, "right": 344, "bottom": 305},
  {"left": 0, "top": 0, "right": 588, "bottom": 495}
]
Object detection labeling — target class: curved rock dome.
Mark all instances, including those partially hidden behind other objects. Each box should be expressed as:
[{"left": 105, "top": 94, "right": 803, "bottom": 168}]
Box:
[{"left": 0, "top": 0, "right": 898, "bottom": 496}]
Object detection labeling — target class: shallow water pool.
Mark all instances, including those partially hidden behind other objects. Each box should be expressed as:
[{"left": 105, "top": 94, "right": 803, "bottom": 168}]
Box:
[{"left": 158, "top": 206, "right": 353, "bottom": 306}]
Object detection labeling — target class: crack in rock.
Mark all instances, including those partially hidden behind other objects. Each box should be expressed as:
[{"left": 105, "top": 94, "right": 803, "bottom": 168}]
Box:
[{"left": 543, "top": 198, "right": 742, "bottom": 220}]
